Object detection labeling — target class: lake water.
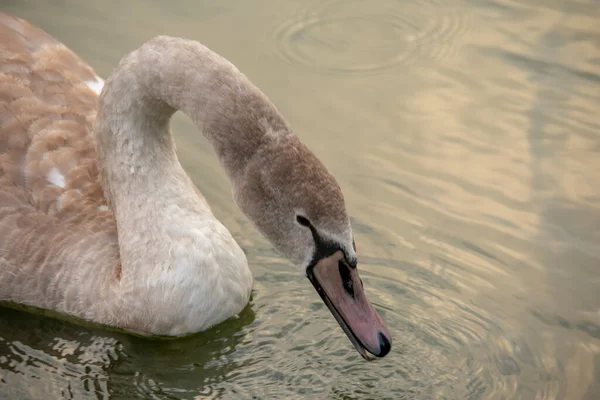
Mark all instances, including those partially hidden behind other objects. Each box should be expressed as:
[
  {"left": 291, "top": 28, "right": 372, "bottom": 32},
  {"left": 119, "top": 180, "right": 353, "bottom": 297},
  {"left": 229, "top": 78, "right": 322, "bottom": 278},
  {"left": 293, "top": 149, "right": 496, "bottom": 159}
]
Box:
[{"left": 1, "top": 0, "right": 599, "bottom": 399}]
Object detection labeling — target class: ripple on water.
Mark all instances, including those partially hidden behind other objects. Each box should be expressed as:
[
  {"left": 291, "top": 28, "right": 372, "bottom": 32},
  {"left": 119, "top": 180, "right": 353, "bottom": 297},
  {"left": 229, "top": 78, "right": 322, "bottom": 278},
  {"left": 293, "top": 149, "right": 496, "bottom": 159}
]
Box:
[
  {"left": 272, "top": 0, "right": 473, "bottom": 75},
  {"left": 0, "top": 318, "right": 122, "bottom": 399}
]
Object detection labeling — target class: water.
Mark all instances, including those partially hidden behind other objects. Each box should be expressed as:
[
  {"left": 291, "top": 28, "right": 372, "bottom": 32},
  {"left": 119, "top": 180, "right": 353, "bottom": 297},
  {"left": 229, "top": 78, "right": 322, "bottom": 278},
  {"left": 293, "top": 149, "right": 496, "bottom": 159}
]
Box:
[{"left": 1, "top": 0, "right": 599, "bottom": 398}]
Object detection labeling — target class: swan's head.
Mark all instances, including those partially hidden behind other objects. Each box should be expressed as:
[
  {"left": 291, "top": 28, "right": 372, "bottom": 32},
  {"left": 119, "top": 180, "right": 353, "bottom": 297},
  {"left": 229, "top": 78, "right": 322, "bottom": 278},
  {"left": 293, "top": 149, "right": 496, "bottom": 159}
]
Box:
[{"left": 233, "top": 134, "right": 391, "bottom": 360}]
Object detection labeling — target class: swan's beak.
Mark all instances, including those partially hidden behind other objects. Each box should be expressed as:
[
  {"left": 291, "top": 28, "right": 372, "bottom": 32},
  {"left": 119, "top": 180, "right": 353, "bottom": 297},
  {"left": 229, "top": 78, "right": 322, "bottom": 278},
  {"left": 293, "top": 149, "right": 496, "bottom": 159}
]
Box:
[{"left": 307, "top": 250, "right": 392, "bottom": 360}]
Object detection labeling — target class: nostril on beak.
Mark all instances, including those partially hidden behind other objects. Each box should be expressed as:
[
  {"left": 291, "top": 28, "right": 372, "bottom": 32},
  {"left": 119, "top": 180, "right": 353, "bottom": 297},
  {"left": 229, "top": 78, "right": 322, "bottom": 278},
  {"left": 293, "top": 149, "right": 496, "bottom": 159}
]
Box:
[{"left": 378, "top": 332, "right": 391, "bottom": 357}]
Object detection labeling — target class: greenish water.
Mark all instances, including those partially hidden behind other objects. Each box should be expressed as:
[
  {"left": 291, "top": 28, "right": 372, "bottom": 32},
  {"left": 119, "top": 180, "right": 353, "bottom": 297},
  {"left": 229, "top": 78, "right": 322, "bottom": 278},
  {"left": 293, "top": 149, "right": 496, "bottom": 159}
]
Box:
[{"left": 1, "top": 0, "right": 599, "bottom": 398}]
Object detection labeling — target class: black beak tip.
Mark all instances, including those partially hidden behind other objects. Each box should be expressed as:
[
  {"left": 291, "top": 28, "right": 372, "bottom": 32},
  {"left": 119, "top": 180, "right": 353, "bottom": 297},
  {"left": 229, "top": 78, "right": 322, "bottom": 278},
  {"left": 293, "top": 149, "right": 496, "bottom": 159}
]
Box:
[{"left": 377, "top": 332, "right": 392, "bottom": 357}]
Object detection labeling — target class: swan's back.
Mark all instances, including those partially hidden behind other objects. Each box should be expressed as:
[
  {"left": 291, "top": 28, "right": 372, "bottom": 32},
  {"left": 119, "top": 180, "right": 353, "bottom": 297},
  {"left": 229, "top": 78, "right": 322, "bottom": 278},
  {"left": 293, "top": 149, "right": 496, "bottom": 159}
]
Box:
[{"left": 0, "top": 13, "right": 121, "bottom": 319}]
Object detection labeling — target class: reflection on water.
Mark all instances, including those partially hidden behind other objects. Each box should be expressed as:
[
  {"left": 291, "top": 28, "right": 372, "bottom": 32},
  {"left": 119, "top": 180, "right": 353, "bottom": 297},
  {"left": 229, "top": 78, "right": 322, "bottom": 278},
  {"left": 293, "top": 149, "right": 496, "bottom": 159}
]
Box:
[
  {"left": 0, "top": 305, "right": 256, "bottom": 399},
  {"left": 2, "top": 0, "right": 599, "bottom": 398}
]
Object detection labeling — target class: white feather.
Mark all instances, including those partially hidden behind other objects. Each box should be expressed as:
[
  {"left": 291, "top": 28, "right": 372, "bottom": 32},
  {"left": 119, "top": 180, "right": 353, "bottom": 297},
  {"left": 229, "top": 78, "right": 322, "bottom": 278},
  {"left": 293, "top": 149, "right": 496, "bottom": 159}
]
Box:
[
  {"left": 47, "top": 167, "right": 65, "bottom": 188},
  {"left": 85, "top": 76, "right": 104, "bottom": 95}
]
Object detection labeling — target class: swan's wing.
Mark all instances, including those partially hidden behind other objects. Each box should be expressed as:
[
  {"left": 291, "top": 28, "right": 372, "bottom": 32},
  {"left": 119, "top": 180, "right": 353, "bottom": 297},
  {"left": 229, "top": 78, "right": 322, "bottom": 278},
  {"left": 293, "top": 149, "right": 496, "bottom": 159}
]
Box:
[
  {"left": 0, "top": 12, "right": 120, "bottom": 315},
  {"left": 0, "top": 12, "right": 103, "bottom": 209}
]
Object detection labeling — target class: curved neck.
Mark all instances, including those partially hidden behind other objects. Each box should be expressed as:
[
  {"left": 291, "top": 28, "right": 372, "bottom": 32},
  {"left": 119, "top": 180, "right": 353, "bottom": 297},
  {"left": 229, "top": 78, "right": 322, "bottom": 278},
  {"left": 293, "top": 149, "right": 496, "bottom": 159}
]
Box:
[
  {"left": 94, "top": 35, "right": 292, "bottom": 218},
  {"left": 96, "top": 36, "right": 289, "bottom": 187},
  {"left": 91, "top": 37, "right": 280, "bottom": 322}
]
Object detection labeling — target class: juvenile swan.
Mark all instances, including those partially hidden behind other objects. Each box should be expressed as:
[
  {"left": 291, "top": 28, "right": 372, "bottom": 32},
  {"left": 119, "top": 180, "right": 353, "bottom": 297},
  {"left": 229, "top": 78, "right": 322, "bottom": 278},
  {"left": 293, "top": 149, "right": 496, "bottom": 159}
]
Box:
[{"left": 0, "top": 13, "right": 391, "bottom": 359}]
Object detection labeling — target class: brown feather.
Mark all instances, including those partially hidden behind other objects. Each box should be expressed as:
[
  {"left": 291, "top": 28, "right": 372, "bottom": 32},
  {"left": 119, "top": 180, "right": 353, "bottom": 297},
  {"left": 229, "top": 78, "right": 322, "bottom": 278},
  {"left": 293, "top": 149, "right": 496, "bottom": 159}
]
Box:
[{"left": 0, "top": 12, "right": 121, "bottom": 325}]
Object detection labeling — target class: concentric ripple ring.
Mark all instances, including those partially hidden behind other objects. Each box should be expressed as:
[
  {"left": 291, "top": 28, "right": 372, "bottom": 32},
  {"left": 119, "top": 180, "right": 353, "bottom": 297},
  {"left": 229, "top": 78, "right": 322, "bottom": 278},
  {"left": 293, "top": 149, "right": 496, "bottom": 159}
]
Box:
[{"left": 273, "top": 0, "right": 473, "bottom": 75}]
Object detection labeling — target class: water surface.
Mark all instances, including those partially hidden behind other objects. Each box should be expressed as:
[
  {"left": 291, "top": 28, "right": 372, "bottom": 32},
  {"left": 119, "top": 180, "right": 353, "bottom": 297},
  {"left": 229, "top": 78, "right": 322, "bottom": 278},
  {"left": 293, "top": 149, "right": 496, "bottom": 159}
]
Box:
[{"left": 1, "top": 0, "right": 599, "bottom": 398}]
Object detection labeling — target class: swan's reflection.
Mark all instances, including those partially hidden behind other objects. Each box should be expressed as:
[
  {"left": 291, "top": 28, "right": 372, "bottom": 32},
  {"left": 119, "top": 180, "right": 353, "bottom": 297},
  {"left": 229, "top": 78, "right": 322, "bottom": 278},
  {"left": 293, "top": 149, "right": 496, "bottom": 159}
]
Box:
[{"left": 0, "top": 304, "right": 256, "bottom": 399}]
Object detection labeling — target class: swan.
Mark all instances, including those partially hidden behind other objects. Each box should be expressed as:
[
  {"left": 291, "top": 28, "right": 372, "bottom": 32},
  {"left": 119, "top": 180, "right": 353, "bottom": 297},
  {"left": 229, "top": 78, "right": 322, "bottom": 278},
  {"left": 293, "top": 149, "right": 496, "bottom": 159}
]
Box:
[{"left": 0, "top": 13, "right": 391, "bottom": 359}]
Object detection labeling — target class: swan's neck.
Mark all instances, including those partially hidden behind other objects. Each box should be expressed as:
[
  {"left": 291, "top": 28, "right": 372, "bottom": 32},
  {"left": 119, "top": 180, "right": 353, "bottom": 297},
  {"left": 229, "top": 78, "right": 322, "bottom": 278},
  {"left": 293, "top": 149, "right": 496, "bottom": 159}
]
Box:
[{"left": 93, "top": 36, "right": 286, "bottom": 334}]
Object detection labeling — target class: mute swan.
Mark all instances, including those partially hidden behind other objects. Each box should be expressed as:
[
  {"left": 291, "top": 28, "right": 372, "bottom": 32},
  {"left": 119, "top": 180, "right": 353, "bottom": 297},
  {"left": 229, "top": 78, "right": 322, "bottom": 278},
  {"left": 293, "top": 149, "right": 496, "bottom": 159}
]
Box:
[{"left": 0, "top": 13, "right": 391, "bottom": 359}]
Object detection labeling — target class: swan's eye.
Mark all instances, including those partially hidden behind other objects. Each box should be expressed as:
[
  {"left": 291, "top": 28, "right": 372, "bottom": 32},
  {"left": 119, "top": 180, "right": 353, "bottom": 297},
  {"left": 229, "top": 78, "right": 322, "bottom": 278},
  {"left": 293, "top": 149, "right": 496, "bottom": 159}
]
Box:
[{"left": 296, "top": 215, "right": 311, "bottom": 227}]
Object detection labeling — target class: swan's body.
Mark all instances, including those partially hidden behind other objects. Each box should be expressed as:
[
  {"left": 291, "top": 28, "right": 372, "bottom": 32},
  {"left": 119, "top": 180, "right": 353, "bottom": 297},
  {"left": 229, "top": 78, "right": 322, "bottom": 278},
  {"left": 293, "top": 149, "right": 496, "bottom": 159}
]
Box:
[
  {"left": 0, "top": 13, "right": 391, "bottom": 358},
  {"left": 0, "top": 13, "right": 251, "bottom": 335}
]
